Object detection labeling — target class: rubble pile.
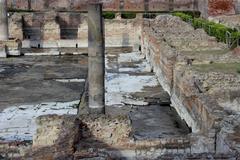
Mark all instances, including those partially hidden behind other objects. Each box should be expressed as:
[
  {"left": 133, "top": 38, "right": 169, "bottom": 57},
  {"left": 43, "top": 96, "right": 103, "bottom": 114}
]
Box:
[{"left": 153, "top": 15, "right": 226, "bottom": 51}]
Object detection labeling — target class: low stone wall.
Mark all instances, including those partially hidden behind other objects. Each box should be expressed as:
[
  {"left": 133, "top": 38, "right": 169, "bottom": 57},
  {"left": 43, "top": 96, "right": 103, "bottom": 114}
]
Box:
[
  {"left": 141, "top": 15, "right": 240, "bottom": 154},
  {"left": 16, "top": 114, "right": 191, "bottom": 159},
  {"left": 0, "top": 111, "right": 237, "bottom": 159}
]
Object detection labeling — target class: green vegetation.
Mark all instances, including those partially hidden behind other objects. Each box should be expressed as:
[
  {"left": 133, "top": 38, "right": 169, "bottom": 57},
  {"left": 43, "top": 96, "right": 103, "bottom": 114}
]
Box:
[
  {"left": 192, "top": 18, "right": 235, "bottom": 42},
  {"left": 103, "top": 11, "right": 115, "bottom": 19},
  {"left": 181, "top": 11, "right": 201, "bottom": 18},
  {"left": 172, "top": 12, "right": 240, "bottom": 48},
  {"left": 172, "top": 12, "right": 193, "bottom": 22},
  {"left": 121, "top": 12, "right": 136, "bottom": 19},
  {"left": 193, "top": 63, "right": 240, "bottom": 75}
]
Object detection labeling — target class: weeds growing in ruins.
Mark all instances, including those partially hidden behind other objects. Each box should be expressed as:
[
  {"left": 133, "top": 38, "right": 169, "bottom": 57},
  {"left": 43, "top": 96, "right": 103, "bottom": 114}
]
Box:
[
  {"left": 173, "top": 12, "right": 240, "bottom": 49},
  {"left": 121, "top": 12, "right": 136, "bottom": 19},
  {"left": 193, "top": 63, "right": 240, "bottom": 74},
  {"left": 103, "top": 12, "right": 116, "bottom": 19},
  {"left": 102, "top": 12, "right": 137, "bottom": 19}
]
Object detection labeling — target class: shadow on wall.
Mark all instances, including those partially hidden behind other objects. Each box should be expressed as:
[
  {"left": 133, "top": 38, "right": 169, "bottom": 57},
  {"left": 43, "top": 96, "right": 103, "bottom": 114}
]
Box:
[
  {"left": 22, "top": 12, "right": 45, "bottom": 48},
  {"left": 56, "top": 13, "right": 82, "bottom": 40},
  {"left": 22, "top": 12, "right": 83, "bottom": 48}
]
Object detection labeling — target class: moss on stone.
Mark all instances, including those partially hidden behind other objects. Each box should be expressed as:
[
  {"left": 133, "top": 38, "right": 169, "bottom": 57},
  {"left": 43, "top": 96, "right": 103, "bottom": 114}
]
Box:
[{"left": 193, "top": 63, "right": 240, "bottom": 74}]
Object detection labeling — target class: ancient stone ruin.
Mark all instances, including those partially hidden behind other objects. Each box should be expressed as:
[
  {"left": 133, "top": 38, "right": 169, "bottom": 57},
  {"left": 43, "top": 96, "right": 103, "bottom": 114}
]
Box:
[{"left": 0, "top": 0, "right": 240, "bottom": 159}]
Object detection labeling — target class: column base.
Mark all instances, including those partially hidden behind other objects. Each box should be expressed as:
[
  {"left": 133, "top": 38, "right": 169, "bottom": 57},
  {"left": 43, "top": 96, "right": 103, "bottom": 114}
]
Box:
[{"left": 89, "top": 107, "right": 105, "bottom": 115}]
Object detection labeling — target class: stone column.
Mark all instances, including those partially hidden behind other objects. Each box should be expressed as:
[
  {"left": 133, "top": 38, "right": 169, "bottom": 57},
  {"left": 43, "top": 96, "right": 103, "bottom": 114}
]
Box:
[
  {"left": 88, "top": 3, "right": 105, "bottom": 114},
  {"left": 0, "top": 0, "right": 8, "bottom": 40}
]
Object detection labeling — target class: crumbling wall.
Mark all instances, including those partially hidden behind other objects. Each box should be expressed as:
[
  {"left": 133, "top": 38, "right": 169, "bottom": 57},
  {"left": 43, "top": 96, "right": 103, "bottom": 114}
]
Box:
[
  {"left": 27, "top": 114, "right": 192, "bottom": 159},
  {"left": 141, "top": 15, "right": 240, "bottom": 154}
]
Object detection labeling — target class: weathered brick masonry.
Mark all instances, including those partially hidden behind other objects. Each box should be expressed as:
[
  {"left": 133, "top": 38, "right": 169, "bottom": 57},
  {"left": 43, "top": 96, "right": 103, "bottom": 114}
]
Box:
[
  {"left": 7, "top": 0, "right": 197, "bottom": 11},
  {"left": 208, "top": 0, "right": 236, "bottom": 16},
  {"left": 6, "top": 0, "right": 239, "bottom": 17},
  {"left": 141, "top": 15, "right": 240, "bottom": 154}
]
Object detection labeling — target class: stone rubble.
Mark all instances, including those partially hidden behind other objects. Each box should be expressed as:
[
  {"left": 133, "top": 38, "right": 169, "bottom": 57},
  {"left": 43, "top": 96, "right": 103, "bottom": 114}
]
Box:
[{"left": 142, "top": 14, "right": 240, "bottom": 156}]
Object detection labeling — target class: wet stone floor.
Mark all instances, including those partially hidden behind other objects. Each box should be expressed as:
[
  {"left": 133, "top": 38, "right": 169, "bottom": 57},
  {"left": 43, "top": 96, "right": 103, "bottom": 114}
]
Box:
[
  {"left": 0, "top": 55, "right": 88, "bottom": 141},
  {"left": 0, "top": 47, "right": 189, "bottom": 142},
  {"left": 105, "top": 50, "right": 190, "bottom": 140}
]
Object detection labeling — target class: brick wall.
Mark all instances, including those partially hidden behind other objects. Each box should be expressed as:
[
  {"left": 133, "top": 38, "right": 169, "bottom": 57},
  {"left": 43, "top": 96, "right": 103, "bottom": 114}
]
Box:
[
  {"left": 7, "top": 0, "right": 239, "bottom": 17},
  {"left": 208, "top": 0, "right": 236, "bottom": 16},
  {"left": 7, "top": 0, "right": 198, "bottom": 12}
]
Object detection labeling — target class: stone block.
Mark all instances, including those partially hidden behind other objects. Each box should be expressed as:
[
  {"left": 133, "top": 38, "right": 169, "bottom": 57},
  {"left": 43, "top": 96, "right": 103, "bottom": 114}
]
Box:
[{"left": 29, "top": 115, "right": 80, "bottom": 159}]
